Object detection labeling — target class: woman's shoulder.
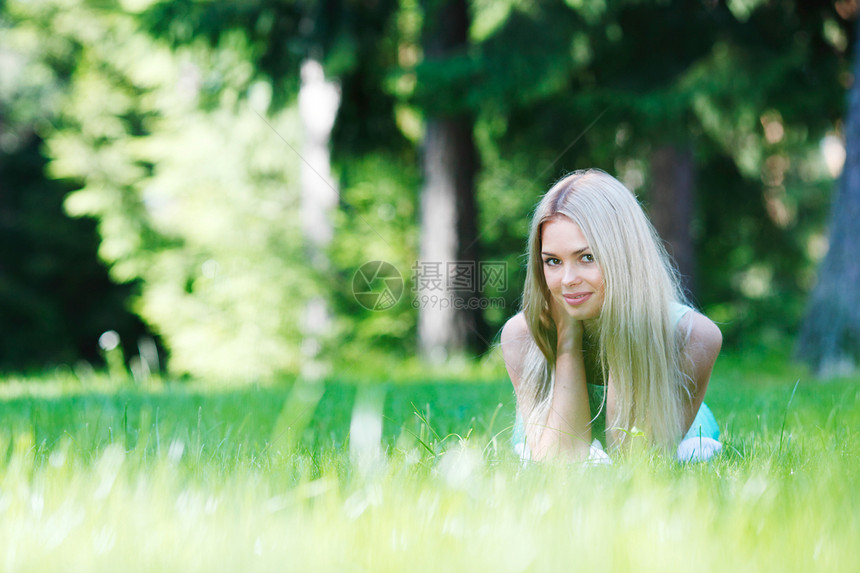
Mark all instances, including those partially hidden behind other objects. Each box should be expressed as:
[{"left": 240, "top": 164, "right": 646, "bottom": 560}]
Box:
[
  {"left": 500, "top": 313, "right": 533, "bottom": 390},
  {"left": 670, "top": 302, "right": 694, "bottom": 326},
  {"left": 501, "top": 312, "right": 530, "bottom": 343},
  {"left": 677, "top": 306, "right": 723, "bottom": 355}
]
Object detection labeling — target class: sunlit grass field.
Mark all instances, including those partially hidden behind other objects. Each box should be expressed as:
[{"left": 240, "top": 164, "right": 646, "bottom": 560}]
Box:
[{"left": 0, "top": 352, "right": 857, "bottom": 572}]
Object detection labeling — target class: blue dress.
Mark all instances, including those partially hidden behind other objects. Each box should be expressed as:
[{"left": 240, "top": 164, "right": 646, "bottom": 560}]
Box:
[{"left": 511, "top": 304, "right": 720, "bottom": 458}]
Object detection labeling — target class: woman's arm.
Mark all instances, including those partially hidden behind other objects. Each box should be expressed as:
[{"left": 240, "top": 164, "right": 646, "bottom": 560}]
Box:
[
  {"left": 500, "top": 313, "right": 592, "bottom": 461},
  {"left": 541, "top": 317, "right": 593, "bottom": 460},
  {"left": 678, "top": 311, "right": 723, "bottom": 434}
]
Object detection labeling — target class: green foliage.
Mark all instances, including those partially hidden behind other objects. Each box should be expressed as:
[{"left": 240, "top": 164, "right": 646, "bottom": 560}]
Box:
[
  {"left": 7, "top": 0, "right": 424, "bottom": 378},
  {"left": 2, "top": 0, "right": 856, "bottom": 375},
  {"left": 327, "top": 154, "right": 421, "bottom": 362},
  {"left": 0, "top": 4, "right": 148, "bottom": 369},
  {"left": 22, "top": 1, "right": 313, "bottom": 380}
]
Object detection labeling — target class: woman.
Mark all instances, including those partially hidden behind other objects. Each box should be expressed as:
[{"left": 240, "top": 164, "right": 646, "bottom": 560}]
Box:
[{"left": 500, "top": 169, "right": 722, "bottom": 462}]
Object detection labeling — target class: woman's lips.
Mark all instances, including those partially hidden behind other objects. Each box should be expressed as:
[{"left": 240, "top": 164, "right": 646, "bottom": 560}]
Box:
[{"left": 563, "top": 292, "right": 592, "bottom": 306}]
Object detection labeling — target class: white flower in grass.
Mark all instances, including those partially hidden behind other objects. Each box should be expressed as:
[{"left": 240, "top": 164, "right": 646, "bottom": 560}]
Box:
[
  {"left": 676, "top": 437, "right": 722, "bottom": 463},
  {"left": 438, "top": 445, "right": 482, "bottom": 491},
  {"left": 167, "top": 439, "right": 185, "bottom": 464}
]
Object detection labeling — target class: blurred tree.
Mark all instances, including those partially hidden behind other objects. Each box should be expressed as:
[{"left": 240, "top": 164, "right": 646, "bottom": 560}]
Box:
[
  {"left": 415, "top": 0, "right": 486, "bottom": 361},
  {"left": 297, "top": 57, "right": 340, "bottom": 365},
  {"left": 138, "top": 0, "right": 420, "bottom": 373},
  {"left": 682, "top": 0, "right": 852, "bottom": 344},
  {"left": 143, "top": 0, "right": 491, "bottom": 363},
  {"left": 20, "top": 1, "right": 316, "bottom": 380},
  {"left": 22, "top": 0, "right": 419, "bottom": 379},
  {"left": 798, "top": 13, "right": 860, "bottom": 377},
  {"left": 650, "top": 145, "right": 696, "bottom": 294},
  {"left": 9, "top": 0, "right": 855, "bottom": 380},
  {"left": 0, "top": 133, "right": 149, "bottom": 369},
  {"left": 0, "top": 8, "right": 150, "bottom": 370}
]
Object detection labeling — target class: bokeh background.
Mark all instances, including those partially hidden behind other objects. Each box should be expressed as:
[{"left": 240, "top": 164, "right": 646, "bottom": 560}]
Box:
[{"left": 1, "top": 0, "right": 858, "bottom": 381}]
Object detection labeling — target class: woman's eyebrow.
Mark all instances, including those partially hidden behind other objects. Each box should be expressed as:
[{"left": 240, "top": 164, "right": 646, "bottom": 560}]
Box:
[{"left": 541, "top": 247, "right": 589, "bottom": 257}]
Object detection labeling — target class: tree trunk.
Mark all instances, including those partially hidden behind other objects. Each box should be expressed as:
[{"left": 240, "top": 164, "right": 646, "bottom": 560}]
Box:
[
  {"left": 798, "top": 20, "right": 860, "bottom": 377},
  {"left": 417, "top": 0, "right": 485, "bottom": 362},
  {"left": 297, "top": 58, "right": 340, "bottom": 379},
  {"left": 650, "top": 145, "right": 697, "bottom": 298},
  {"left": 270, "top": 58, "right": 339, "bottom": 453}
]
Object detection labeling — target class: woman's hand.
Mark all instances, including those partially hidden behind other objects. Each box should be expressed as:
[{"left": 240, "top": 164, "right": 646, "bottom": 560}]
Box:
[
  {"left": 550, "top": 296, "right": 583, "bottom": 355},
  {"left": 530, "top": 296, "right": 591, "bottom": 460}
]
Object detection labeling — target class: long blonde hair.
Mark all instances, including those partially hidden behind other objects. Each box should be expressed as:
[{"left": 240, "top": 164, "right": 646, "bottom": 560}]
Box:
[{"left": 518, "top": 169, "right": 691, "bottom": 451}]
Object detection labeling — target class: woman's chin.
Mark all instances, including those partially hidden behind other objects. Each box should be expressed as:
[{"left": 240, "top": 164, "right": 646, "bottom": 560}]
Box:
[{"left": 565, "top": 306, "right": 600, "bottom": 321}]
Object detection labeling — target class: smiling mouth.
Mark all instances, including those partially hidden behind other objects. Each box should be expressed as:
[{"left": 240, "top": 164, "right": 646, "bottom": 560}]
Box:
[{"left": 563, "top": 293, "right": 592, "bottom": 305}]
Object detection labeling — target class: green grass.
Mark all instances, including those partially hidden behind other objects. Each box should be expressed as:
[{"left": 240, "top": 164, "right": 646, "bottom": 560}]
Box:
[{"left": 0, "top": 352, "right": 857, "bottom": 572}]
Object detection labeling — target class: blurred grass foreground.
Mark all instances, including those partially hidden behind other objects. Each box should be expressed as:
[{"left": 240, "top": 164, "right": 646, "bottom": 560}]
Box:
[{"left": 0, "top": 353, "right": 857, "bottom": 572}]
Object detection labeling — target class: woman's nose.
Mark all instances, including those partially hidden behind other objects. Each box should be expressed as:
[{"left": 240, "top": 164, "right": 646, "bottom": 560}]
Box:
[{"left": 563, "top": 265, "right": 581, "bottom": 286}]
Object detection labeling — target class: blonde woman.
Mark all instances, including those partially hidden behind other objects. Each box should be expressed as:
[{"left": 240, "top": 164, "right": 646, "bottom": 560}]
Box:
[{"left": 501, "top": 169, "right": 723, "bottom": 462}]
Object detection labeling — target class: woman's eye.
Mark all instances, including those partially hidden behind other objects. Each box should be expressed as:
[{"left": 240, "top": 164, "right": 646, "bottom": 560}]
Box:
[
  {"left": 581, "top": 254, "right": 595, "bottom": 263},
  {"left": 543, "top": 257, "right": 560, "bottom": 266}
]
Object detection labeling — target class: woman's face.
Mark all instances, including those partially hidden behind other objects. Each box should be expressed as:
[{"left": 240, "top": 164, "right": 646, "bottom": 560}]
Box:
[{"left": 540, "top": 215, "right": 605, "bottom": 321}]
